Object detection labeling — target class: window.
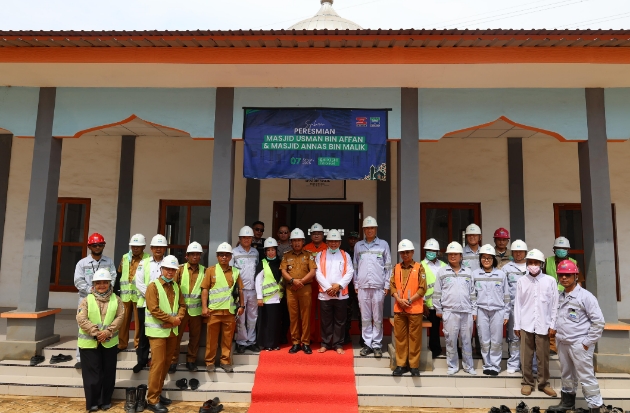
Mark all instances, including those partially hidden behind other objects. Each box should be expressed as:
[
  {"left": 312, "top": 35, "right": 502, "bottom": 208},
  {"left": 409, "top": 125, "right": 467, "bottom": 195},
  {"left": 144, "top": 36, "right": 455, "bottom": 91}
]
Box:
[
  {"left": 553, "top": 203, "right": 621, "bottom": 300},
  {"left": 421, "top": 203, "right": 481, "bottom": 257},
  {"left": 50, "top": 198, "right": 91, "bottom": 291},
  {"left": 158, "top": 200, "right": 211, "bottom": 266}
]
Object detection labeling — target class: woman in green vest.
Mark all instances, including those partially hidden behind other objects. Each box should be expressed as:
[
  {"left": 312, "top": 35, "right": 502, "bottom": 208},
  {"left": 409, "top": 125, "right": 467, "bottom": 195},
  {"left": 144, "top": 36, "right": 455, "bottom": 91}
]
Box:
[
  {"left": 255, "top": 238, "right": 285, "bottom": 350},
  {"left": 76, "top": 268, "right": 124, "bottom": 412}
]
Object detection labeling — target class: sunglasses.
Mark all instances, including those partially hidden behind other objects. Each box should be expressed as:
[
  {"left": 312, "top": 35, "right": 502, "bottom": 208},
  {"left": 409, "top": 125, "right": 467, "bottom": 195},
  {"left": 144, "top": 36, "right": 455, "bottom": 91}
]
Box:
[
  {"left": 254, "top": 228, "right": 264, "bottom": 232},
  {"left": 90, "top": 243, "right": 105, "bottom": 248}
]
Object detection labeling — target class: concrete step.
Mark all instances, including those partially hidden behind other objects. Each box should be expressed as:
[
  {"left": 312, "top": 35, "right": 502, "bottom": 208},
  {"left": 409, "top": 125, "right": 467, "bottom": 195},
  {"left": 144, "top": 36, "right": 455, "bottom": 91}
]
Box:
[{"left": 430, "top": 354, "right": 562, "bottom": 370}]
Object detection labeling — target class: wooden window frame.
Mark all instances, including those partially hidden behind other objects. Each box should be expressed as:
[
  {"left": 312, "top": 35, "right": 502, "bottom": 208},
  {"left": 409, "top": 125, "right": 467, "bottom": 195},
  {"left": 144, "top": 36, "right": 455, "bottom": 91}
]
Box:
[
  {"left": 158, "top": 200, "right": 211, "bottom": 254},
  {"left": 420, "top": 202, "right": 482, "bottom": 257}
]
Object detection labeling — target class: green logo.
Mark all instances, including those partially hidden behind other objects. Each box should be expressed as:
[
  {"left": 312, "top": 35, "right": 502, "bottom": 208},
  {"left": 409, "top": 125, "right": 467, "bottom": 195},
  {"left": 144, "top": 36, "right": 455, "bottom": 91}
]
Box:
[{"left": 318, "top": 157, "right": 340, "bottom": 167}]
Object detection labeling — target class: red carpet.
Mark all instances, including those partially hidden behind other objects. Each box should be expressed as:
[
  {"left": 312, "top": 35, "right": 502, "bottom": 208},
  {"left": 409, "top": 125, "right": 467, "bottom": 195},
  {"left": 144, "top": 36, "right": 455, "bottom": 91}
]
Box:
[{"left": 248, "top": 344, "right": 359, "bottom": 413}]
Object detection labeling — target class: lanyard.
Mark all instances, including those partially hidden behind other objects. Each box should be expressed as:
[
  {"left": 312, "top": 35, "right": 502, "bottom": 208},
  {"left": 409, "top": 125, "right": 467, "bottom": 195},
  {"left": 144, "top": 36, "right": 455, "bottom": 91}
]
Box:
[{"left": 91, "top": 260, "right": 102, "bottom": 274}]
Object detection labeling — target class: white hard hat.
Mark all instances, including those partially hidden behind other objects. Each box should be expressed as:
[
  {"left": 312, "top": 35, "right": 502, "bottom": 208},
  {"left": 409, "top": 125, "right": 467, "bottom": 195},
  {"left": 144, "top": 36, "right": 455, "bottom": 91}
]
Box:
[
  {"left": 187, "top": 242, "right": 203, "bottom": 253},
  {"left": 526, "top": 249, "right": 545, "bottom": 262},
  {"left": 92, "top": 268, "right": 112, "bottom": 282},
  {"left": 326, "top": 229, "right": 342, "bottom": 241},
  {"left": 216, "top": 242, "right": 233, "bottom": 254},
  {"left": 479, "top": 244, "right": 496, "bottom": 256},
  {"left": 554, "top": 236, "right": 571, "bottom": 249},
  {"left": 239, "top": 226, "right": 254, "bottom": 237},
  {"left": 264, "top": 238, "right": 278, "bottom": 248},
  {"left": 150, "top": 234, "right": 168, "bottom": 247},
  {"left": 310, "top": 223, "right": 324, "bottom": 232},
  {"left": 290, "top": 228, "right": 305, "bottom": 239},
  {"left": 446, "top": 241, "right": 464, "bottom": 254},
  {"left": 465, "top": 224, "right": 482, "bottom": 235},
  {"left": 363, "top": 216, "right": 378, "bottom": 227},
  {"left": 129, "top": 234, "right": 146, "bottom": 246},
  {"left": 162, "top": 255, "right": 179, "bottom": 270},
  {"left": 397, "top": 239, "right": 415, "bottom": 252},
  {"left": 423, "top": 238, "right": 440, "bottom": 251},
  {"left": 511, "top": 239, "right": 528, "bottom": 251}
]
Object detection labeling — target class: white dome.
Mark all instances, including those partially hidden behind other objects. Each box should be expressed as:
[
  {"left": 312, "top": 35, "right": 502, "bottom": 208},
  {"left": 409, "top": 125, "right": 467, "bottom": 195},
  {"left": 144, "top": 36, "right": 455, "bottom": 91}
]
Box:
[{"left": 289, "top": 0, "right": 363, "bottom": 31}]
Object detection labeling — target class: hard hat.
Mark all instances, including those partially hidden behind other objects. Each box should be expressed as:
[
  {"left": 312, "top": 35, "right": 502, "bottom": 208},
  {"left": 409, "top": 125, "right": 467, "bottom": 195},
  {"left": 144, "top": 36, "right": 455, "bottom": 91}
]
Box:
[
  {"left": 264, "top": 238, "right": 278, "bottom": 248},
  {"left": 363, "top": 216, "right": 378, "bottom": 227},
  {"left": 187, "top": 242, "right": 203, "bottom": 253},
  {"left": 216, "top": 242, "right": 233, "bottom": 254},
  {"left": 310, "top": 223, "right": 324, "bottom": 232},
  {"left": 238, "top": 226, "right": 254, "bottom": 237},
  {"left": 326, "top": 229, "right": 342, "bottom": 241},
  {"left": 397, "top": 239, "right": 415, "bottom": 252},
  {"left": 526, "top": 249, "right": 545, "bottom": 262},
  {"left": 556, "top": 259, "right": 579, "bottom": 274},
  {"left": 554, "top": 236, "right": 571, "bottom": 249},
  {"left": 493, "top": 228, "right": 510, "bottom": 239},
  {"left": 150, "top": 234, "right": 168, "bottom": 247},
  {"left": 129, "top": 234, "right": 146, "bottom": 246},
  {"left": 423, "top": 238, "right": 440, "bottom": 251},
  {"left": 479, "top": 244, "right": 496, "bottom": 256},
  {"left": 162, "top": 255, "right": 179, "bottom": 270},
  {"left": 92, "top": 268, "right": 112, "bottom": 282},
  {"left": 511, "top": 239, "right": 528, "bottom": 251},
  {"left": 290, "top": 228, "right": 305, "bottom": 239},
  {"left": 465, "top": 224, "right": 481, "bottom": 235},
  {"left": 88, "top": 233, "right": 106, "bottom": 245},
  {"left": 446, "top": 241, "right": 464, "bottom": 254}
]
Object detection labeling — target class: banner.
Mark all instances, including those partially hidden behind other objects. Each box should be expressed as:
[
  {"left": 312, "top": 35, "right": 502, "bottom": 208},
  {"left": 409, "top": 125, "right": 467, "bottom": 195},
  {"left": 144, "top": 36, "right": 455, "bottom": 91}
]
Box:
[{"left": 243, "top": 108, "right": 388, "bottom": 180}]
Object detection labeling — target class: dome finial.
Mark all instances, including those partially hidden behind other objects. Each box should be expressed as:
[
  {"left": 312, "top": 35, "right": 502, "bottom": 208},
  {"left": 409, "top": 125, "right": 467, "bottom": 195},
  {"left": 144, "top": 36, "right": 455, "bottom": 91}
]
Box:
[{"left": 321, "top": 0, "right": 333, "bottom": 4}]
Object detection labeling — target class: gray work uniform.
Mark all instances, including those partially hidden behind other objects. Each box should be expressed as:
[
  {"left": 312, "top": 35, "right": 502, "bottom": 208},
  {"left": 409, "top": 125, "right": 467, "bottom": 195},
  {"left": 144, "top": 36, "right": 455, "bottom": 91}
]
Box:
[
  {"left": 502, "top": 261, "right": 527, "bottom": 372},
  {"left": 462, "top": 245, "right": 481, "bottom": 273},
  {"left": 230, "top": 245, "right": 259, "bottom": 346}
]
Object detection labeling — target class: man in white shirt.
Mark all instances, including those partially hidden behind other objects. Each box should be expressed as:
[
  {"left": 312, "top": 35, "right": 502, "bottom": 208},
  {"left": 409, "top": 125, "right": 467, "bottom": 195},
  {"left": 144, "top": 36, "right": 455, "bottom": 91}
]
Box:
[
  {"left": 513, "top": 248, "right": 558, "bottom": 398},
  {"left": 315, "top": 230, "right": 354, "bottom": 354}
]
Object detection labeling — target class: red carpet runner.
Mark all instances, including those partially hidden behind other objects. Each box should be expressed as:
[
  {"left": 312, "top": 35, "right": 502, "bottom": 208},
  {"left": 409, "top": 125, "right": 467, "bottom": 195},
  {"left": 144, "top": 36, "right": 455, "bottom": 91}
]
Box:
[{"left": 248, "top": 344, "right": 359, "bottom": 413}]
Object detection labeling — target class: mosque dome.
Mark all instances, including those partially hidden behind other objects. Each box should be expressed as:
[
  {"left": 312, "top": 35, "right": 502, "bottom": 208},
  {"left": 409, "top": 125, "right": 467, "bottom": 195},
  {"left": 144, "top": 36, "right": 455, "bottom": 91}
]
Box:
[{"left": 289, "top": 0, "right": 363, "bottom": 31}]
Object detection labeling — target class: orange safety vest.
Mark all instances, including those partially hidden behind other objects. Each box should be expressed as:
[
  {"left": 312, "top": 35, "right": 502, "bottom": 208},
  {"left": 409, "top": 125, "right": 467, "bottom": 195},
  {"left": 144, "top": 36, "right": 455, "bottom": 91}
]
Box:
[
  {"left": 318, "top": 250, "right": 349, "bottom": 296},
  {"left": 394, "top": 262, "right": 424, "bottom": 314}
]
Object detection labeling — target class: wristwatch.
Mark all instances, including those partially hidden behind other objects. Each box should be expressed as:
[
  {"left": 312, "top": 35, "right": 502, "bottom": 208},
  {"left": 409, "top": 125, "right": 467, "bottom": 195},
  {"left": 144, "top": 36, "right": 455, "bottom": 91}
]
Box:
[
  {"left": 289, "top": 278, "right": 294, "bottom": 285},
  {"left": 239, "top": 306, "right": 245, "bottom": 309}
]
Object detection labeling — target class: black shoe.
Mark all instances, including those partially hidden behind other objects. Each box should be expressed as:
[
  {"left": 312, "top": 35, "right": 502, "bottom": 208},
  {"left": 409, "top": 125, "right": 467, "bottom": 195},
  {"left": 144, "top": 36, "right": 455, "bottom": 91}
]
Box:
[
  {"left": 146, "top": 403, "right": 168, "bottom": 413},
  {"left": 29, "top": 355, "right": 45, "bottom": 366},
  {"left": 392, "top": 366, "right": 408, "bottom": 376},
  {"left": 549, "top": 391, "right": 576, "bottom": 413},
  {"left": 189, "top": 378, "right": 200, "bottom": 391},
  {"left": 483, "top": 369, "right": 492, "bottom": 375},
  {"left": 373, "top": 348, "right": 382, "bottom": 358},
  {"left": 168, "top": 363, "right": 177, "bottom": 374},
  {"left": 89, "top": 406, "right": 99, "bottom": 412},
  {"left": 159, "top": 395, "right": 172, "bottom": 406},
  {"left": 203, "top": 397, "right": 221, "bottom": 408},
  {"left": 136, "top": 384, "right": 148, "bottom": 412},
  {"left": 74, "top": 361, "right": 81, "bottom": 369},
  {"left": 124, "top": 387, "right": 138, "bottom": 413},
  {"left": 489, "top": 407, "right": 501, "bottom": 413},
  {"left": 359, "top": 346, "right": 373, "bottom": 356},
  {"left": 516, "top": 401, "right": 529, "bottom": 413},
  {"left": 499, "top": 405, "right": 512, "bottom": 413},
  {"left": 410, "top": 368, "right": 420, "bottom": 377},
  {"left": 175, "top": 378, "right": 188, "bottom": 390},
  {"left": 132, "top": 363, "right": 145, "bottom": 374},
  {"left": 186, "top": 362, "right": 198, "bottom": 372},
  {"left": 431, "top": 352, "right": 442, "bottom": 359},
  {"left": 236, "top": 344, "right": 246, "bottom": 354},
  {"left": 218, "top": 364, "right": 234, "bottom": 373},
  {"left": 50, "top": 354, "right": 73, "bottom": 364},
  {"left": 302, "top": 344, "right": 312, "bottom": 354},
  {"left": 531, "top": 407, "right": 541, "bottom": 413},
  {"left": 288, "top": 344, "right": 301, "bottom": 354},
  {"left": 247, "top": 344, "right": 261, "bottom": 353}
]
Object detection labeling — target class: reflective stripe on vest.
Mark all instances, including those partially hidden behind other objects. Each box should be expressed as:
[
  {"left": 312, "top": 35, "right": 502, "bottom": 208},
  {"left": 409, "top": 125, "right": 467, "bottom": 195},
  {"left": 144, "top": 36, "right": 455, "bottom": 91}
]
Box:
[
  {"left": 121, "top": 252, "right": 150, "bottom": 303},
  {"left": 394, "top": 262, "right": 424, "bottom": 314},
  {"left": 318, "top": 250, "right": 349, "bottom": 295},
  {"left": 261, "top": 260, "right": 284, "bottom": 303},
  {"left": 145, "top": 281, "right": 180, "bottom": 338},
  {"left": 546, "top": 256, "right": 577, "bottom": 292},
  {"left": 77, "top": 294, "right": 119, "bottom": 349},
  {"left": 181, "top": 264, "right": 205, "bottom": 316},
  {"left": 208, "top": 264, "right": 239, "bottom": 314},
  {"left": 421, "top": 259, "right": 445, "bottom": 309},
  {"left": 136, "top": 257, "right": 152, "bottom": 307}
]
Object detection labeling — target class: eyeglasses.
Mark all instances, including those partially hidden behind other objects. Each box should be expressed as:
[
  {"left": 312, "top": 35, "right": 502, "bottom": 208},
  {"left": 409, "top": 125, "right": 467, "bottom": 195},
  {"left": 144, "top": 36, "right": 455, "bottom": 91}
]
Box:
[
  {"left": 254, "top": 228, "right": 264, "bottom": 232},
  {"left": 480, "top": 256, "right": 493, "bottom": 261},
  {"left": 90, "top": 243, "right": 105, "bottom": 248}
]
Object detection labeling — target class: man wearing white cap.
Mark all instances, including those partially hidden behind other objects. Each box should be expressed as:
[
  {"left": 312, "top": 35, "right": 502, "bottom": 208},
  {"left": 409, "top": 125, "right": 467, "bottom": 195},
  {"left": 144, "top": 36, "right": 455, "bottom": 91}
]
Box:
[
  {"left": 421, "top": 238, "right": 447, "bottom": 359},
  {"left": 353, "top": 216, "right": 391, "bottom": 358},
  {"left": 462, "top": 223, "right": 482, "bottom": 272}
]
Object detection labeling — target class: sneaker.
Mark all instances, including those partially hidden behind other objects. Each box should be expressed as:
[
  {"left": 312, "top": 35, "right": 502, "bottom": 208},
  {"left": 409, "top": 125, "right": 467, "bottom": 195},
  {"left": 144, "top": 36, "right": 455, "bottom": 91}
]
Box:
[
  {"left": 447, "top": 369, "right": 459, "bottom": 375},
  {"left": 506, "top": 369, "right": 518, "bottom": 374},
  {"left": 465, "top": 369, "right": 477, "bottom": 375},
  {"left": 359, "top": 347, "right": 373, "bottom": 357}
]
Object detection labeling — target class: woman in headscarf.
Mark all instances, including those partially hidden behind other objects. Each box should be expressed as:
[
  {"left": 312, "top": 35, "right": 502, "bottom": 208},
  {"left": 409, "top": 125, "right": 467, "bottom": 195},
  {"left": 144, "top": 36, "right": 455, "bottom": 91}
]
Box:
[{"left": 255, "top": 237, "right": 285, "bottom": 350}]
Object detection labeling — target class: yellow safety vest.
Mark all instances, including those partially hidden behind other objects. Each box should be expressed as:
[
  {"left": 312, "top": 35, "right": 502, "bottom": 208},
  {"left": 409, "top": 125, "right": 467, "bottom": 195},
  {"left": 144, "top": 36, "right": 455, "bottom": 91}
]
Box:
[
  {"left": 208, "top": 265, "right": 240, "bottom": 314},
  {"left": 181, "top": 264, "right": 205, "bottom": 316},
  {"left": 261, "top": 260, "right": 284, "bottom": 303},
  {"left": 145, "top": 281, "right": 180, "bottom": 338},
  {"left": 136, "top": 257, "right": 152, "bottom": 307},
  {"left": 77, "top": 294, "right": 119, "bottom": 349},
  {"left": 421, "top": 259, "right": 446, "bottom": 309},
  {"left": 120, "top": 252, "right": 150, "bottom": 303}
]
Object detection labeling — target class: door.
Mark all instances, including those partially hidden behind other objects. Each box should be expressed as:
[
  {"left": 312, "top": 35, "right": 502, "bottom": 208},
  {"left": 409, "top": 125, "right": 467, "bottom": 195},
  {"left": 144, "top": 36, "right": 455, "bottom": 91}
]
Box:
[
  {"left": 158, "top": 200, "right": 211, "bottom": 266},
  {"left": 421, "top": 202, "right": 481, "bottom": 258}
]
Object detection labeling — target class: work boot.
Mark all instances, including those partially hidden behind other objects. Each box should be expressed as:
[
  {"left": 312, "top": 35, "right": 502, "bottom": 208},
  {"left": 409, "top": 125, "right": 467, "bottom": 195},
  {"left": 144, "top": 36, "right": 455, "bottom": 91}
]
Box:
[
  {"left": 136, "top": 384, "right": 148, "bottom": 412},
  {"left": 124, "top": 387, "right": 138, "bottom": 413},
  {"left": 590, "top": 406, "right": 610, "bottom": 413},
  {"left": 515, "top": 401, "right": 529, "bottom": 413},
  {"left": 549, "top": 391, "right": 576, "bottom": 412},
  {"left": 489, "top": 407, "right": 501, "bottom": 413}
]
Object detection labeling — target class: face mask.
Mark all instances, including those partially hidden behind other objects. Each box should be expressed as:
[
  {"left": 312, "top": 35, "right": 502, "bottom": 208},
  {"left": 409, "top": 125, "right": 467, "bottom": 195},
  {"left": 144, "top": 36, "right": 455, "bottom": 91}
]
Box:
[
  {"left": 426, "top": 251, "right": 437, "bottom": 261},
  {"left": 161, "top": 276, "right": 173, "bottom": 283},
  {"left": 555, "top": 249, "right": 568, "bottom": 259},
  {"left": 527, "top": 265, "right": 541, "bottom": 276},
  {"left": 266, "top": 256, "right": 276, "bottom": 261},
  {"left": 328, "top": 248, "right": 339, "bottom": 254}
]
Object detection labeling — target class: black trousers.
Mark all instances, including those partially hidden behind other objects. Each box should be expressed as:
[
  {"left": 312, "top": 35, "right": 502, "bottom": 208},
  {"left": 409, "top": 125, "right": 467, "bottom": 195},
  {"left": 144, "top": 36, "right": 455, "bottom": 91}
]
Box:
[
  {"left": 320, "top": 299, "right": 347, "bottom": 349},
  {"left": 136, "top": 308, "right": 150, "bottom": 365},
  {"left": 79, "top": 344, "right": 118, "bottom": 409},
  {"left": 257, "top": 303, "right": 283, "bottom": 349},
  {"left": 428, "top": 309, "right": 443, "bottom": 358}
]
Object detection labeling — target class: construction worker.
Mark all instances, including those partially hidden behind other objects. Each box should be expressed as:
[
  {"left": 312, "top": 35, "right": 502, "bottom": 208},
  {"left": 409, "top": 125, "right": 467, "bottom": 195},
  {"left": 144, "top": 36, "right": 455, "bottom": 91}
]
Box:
[
  {"left": 77, "top": 268, "right": 124, "bottom": 412},
  {"left": 493, "top": 228, "right": 511, "bottom": 269},
  {"left": 390, "top": 239, "right": 427, "bottom": 377},
  {"left": 354, "top": 216, "right": 391, "bottom": 358},
  {"left": 549, "top": 260, "right": 608, "bottom": 413},
  {"left": 170, "top": 242, "right": 206, "bottom": 373},
  {"left": 251, "top": 221, "right": 266, "bottom": 257},
  {"left": 315, "top": 229, "right": 354, "bottom": 354},
  {"left": 472, "top": 244, "right": 510, "bottom": 376},
  {"left": 117, "top": 234, "right": 149, "bottom": 354},
  {"left": 462, "top": 224, "right": 482, "bottom": 272},
  {"left": 501, "top": 239, "right": 529, "bottom": 374},
  {"left": 421, "top": 238, "right": 446, "bottom": 359},
  {"left": 231, "top": 226, "right": 260, "bottom": 354},
  {"left": 344, "top": 231, "right": 361, "bottom": 345},
  {"left": 133, "top": 234, "right": 168, "bottom": 374},
  {"left": 514, "top": 249, "right": 558, "bottom": 397},
  {"left": 433, "top": 241, "right": 477, "bottom": 375},
  {"left": 201, "top": 242, "right": 245, "bottom": 372},
  {"left": 304, "top": 223, "right": 328, "bottom": 343},
  {"left": 281, "top": 228, "right": 317, "bottom": 354},
  {"left": 73, "top": 232, "right": 117, "bottom": 369},
  {"left": 144, "top": 255, "right": 186, "bottom": 413},
  {"left": 276, "top": 225, "right": 292, "bottom": 259},
  {"left": 255, "top": 238, "right": 285, "bottom": 351},
  {"left": 546, "top": 236, "right": 580, "bottom": 292}
]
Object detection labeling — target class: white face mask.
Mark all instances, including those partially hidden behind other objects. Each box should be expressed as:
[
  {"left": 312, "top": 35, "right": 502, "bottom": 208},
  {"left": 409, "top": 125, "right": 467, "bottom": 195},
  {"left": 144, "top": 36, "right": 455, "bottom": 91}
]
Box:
[{"left": 527, "top": 265, "right": 541, "bottom": 276}]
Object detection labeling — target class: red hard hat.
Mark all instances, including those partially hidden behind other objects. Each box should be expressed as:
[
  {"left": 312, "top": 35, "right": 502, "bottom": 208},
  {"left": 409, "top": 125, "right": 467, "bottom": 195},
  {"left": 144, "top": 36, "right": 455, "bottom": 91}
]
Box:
[
  {"left": 493, "top": 228, "right": 510, "bottom": 239},
  {"left": 87, "top": 233, "right": 106, "bottom": 245},
  {"left": 556, "top": 259, "right": 579, "bottom": 274}
]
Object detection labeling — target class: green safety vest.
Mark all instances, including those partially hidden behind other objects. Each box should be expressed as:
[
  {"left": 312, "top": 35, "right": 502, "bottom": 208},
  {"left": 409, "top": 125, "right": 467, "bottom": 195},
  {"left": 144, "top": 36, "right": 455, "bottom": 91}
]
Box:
[
  {"left": 77, "top": 294, "right": 119, "bottom": 349},
  {"left": 546, "top": 256, "right": 577, "bottom": 292},
  {"left": 261, "top": 260, "right": 284, "bottom": 303},
  {"left": 145, "top": 280, "right": 180, "bottom": 338},
  {"left": 421, "top": 259, "right": 446, "bottom": 309},
  {"left": 120, "top": 252, "right": 150, "bottom": 303},
  {"left": 136, "top": 257, "right": 153, "bottom": 307},
  {"left": 181, "top": 264, "right": 206, "bottom": 316},
  {"left": 208, "top": 264, "right": 240, "bottom": 314}
]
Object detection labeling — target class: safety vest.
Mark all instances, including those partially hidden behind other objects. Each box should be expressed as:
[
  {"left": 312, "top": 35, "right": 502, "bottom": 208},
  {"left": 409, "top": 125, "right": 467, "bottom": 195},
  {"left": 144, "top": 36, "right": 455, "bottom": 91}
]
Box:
[
  {"left": 120, "top": 252, "right": 150, "bottom": 303},
  {"left": 318, "top": 250, "right": 349, "bottom": 295},
  {"left": 421, "top": 259, "right": 446, "bottom": 309},
  {"left": 136, "top": 257, "right": 153, "bottom": 307},
  {"left": 181, "top": 264, "right": 205, "bottom": 316},
  {"left": 208, "top": 264, "right": 240, "bottom": 314},
  {"left": 145, "top": 281, "right": 180, "bottom": 338},
  {"left": 77, "top": 294, "right": 119, "bottom": 349},
  {"left": 394, "top": 262, "right": 424, "bottom": 314},
  {"left": 546, "top": 256, "right": 577, "bottom": 292},
  {"left": 261, "top": 260, "right": 284, "bottom": 303}
]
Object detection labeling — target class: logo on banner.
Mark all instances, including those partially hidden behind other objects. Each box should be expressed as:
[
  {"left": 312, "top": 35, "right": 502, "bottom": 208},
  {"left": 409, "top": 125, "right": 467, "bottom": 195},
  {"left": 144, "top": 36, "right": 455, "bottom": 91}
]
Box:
[
  {"left": 370, "top": 117, "right": 381, "bottom": 127},
  {"left": 356, "top": 117, "right": 368, "bottom": 127}
]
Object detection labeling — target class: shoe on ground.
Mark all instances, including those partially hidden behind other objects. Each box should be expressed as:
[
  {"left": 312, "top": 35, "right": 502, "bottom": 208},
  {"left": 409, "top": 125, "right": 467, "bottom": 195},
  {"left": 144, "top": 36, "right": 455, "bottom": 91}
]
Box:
[
  {"left": 516, "top": 401, "right": 529, "bottom": 413},
  {"left": 483, "top": 369, "right": 492, "bottom": 375},
  {"left": 89, "top": 406, "right": 99, "bottom": 412},
  {"left": 218, "top": 364, "right": 234, "bottom": 373},
  {"left": 373, "top": 348, "right": 382, "bottom": 358},
  {"left": 288, "top": 344, "right": 301, "bottom": 354},
  {"left": 392, "top": 366, "right": 409, "bottom": 376},
  {"left": 506, "top": 368, "right": 518, "bottom": 374},
  {"left": 531, "top": 407, "right": 541, "bottom": 413},
  {"left": 487, "top": 370, "right": 499, "bottom": 376},
  {"left": 159, "top": 395, "right": 172, "bottom": 406},
  {"left": 146, "top": 403, "right": 168, "bottom": 413},
  {"left": 132, "top": 363, "right": 145, "bottom": 374},
  {"left": 359, "top": 346, "right": 373, "bottom": 357},
  {"left": 168, "top": 363, "right": 177, "bottom": 374},
  {"left": 100, "top": 404, "right": 112, "bottom": 410},
  {"left": 29, "top": 355, "right": 45, "bottom": 366},
  {"left": 302, "top": 344, "right": 312, "bottom": 354},
  {"left": 489, "top": 407, "right": 501, "bottom": 413},
  {"left": 465, "top": 369, "right": 477, "bottom": 375},
  {"left": 206, "top": 365, "right": 216, "bottom": 372},
  {"left": 246, "top": 344, "right": 261, "bottom": 353},
  {"left": 236, "top": 344, "right": 246, "bottom": 354},
  {"left": 447, "top": 369, "right": 459, "bottom": 375},
  {"left": 211, "top": 404, "right": 224, "bottom": 413},
  {"left": 189, "top": 378, "right": 200, "bottom": 391},
  {"left": 410, "top": 368, "right": 420, "bottom": 377},
  {"left": 521, "top": 385, "right": 532, "bottom": 396},
  {"left": 539, "top": 385, "right": 557, "bottom": 397},
  {"left": 74, "top": 361, "right": 82, "bottom": 369},
  {"left": 175, "top": 378, "right": 188, "bottom": 390},
  {"left": 499, "top": 405, "right": 512, "bottom": 413},
  {"left": 549, "top": 391, "right": 576, "bottom": 413},
  {"left": 186, "top": 362, "right": 198, "bottom": 372},
  {"left": 203, "top": 397, "right": 221, "bottom": 408}
]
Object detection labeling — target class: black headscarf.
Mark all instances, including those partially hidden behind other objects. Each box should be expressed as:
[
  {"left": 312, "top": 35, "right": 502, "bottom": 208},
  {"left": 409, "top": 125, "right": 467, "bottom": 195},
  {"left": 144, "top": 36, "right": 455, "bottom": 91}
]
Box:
[{"left": 256, "top": 254, "right": 282, "bottom": 283}]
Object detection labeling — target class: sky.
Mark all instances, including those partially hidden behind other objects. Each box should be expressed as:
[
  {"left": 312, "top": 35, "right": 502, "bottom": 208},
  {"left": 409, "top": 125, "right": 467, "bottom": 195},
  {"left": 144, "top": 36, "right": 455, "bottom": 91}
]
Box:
[{"left": 2, "top": 0, "right": 630, "bottom": 31}]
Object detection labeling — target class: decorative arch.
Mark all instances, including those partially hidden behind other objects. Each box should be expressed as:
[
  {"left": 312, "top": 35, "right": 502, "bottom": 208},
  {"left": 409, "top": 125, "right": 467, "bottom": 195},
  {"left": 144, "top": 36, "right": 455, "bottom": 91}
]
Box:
[
  {"left": 441, "top": 116, "right": 569, "bottom": 142},
  {"left": 0, "top": 127, "right": 13, "bottom": 135},
  {"left": 67, "top": 114, "right": 193, "bottom": 139}
]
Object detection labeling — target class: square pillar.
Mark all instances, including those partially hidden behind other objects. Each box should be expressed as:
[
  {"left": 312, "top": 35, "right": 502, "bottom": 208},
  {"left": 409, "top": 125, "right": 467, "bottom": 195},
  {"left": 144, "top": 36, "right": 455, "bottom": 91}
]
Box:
[
  {"left": 244, "top": 178, "right": 260, "bottom": 227},
  {"left": 0, "top": 133, "right": 12, "bottom": 269},
  {"left": 377, "top": 142, "right": 392, "bottom": 318},
  {"left": 507, "top": 138, "right": 526, "bottom": 241},
  {"left": 113, "top": 136, "right": 136, "bottom": 291}
]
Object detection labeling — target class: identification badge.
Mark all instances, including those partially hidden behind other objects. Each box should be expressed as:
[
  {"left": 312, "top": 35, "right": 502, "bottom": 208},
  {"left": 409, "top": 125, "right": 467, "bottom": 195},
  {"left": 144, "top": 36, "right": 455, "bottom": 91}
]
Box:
[{"left": 568, "top": 309, "right": 578, "bottom": 321}]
